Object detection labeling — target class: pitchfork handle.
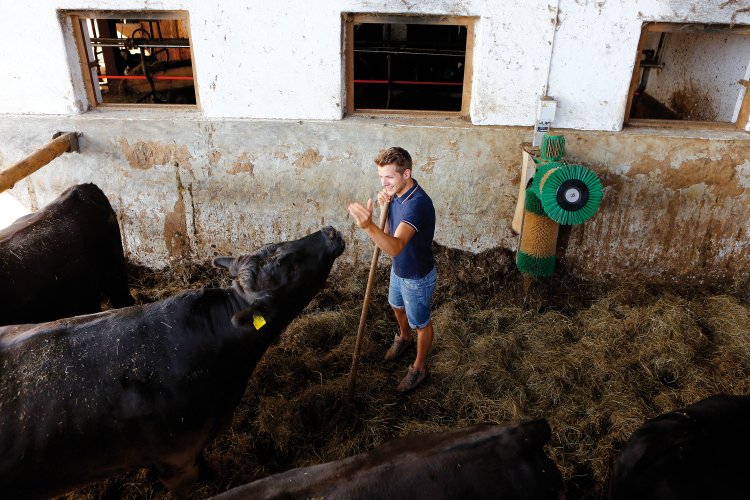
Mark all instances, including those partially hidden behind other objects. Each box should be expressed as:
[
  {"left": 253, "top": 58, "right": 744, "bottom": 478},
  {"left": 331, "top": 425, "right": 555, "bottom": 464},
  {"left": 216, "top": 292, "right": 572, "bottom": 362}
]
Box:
[{"left": 346, "top": 201, "right": 390, "bottom": 404}]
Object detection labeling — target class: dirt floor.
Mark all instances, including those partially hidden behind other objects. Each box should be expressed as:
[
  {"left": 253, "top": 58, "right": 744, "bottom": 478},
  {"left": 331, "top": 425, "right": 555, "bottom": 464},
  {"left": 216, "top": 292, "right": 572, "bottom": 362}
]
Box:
[{"left": 62, "top": 243, "right": 750, "bottom": 500}]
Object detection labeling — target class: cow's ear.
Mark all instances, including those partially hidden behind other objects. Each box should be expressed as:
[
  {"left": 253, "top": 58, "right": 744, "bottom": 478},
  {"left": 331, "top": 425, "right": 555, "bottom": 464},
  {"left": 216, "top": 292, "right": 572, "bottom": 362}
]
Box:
[
  {"left": 212, "top": 256, "right": 235, "bottom": 271},
  {"left": 231, "top": 299, "right": 268, "bottom": 330}
]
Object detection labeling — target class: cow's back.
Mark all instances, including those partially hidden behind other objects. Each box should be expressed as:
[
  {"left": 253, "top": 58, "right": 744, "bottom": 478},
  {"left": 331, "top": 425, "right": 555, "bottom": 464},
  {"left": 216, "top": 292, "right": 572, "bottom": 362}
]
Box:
[
  {"left": 607, "top": 394, "right": 750, "bottom": 500},
  {"left": 212, "top": 420, "right": 564, "bottom": 500},
  {"left": 0, "top": 289, "right": 240, "bottom": 499},
  {"left": 0, "top": 183, "right": 133, "bottom": 325}
]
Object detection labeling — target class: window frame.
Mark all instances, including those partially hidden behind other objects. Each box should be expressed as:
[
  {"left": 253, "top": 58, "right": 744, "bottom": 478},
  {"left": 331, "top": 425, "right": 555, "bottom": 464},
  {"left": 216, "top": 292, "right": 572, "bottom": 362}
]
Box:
[
  {"left": 344, "top": 13, "right": 476, "bottom": 118},
  {"left": 60, "top": 10, "right": 199, "bottom": 111},
  {"left": 624, "top": 22, "right": 750, "bottom": 131}
]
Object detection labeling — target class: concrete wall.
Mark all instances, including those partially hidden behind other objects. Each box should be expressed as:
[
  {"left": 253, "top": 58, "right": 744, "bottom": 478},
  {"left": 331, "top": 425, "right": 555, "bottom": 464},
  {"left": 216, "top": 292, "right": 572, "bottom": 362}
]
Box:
[
  {"left": 2, "top": 115, "right": 749, "bottom": 285},
  {"left": 2, "top": 0, "right": 750, "bottom": 285}
]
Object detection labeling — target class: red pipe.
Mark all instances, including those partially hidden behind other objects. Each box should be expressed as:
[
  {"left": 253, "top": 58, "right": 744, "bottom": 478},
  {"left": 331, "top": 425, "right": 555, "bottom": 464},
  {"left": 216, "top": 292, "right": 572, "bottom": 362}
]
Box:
[
  {"left": 354, "top": 79, "right": 462, "bottom": 86},
  {"left": 97, "top": 76, "right": 194, "bottom": 80}
]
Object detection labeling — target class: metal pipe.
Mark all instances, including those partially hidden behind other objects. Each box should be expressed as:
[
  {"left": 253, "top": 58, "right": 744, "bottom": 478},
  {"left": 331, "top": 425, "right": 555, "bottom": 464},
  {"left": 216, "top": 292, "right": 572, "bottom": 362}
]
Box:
[
  {"left": 387, "top": 54, "right": 392, "bottom": 109},
  {"left": 543, "top": 0, "right": 561, "bottom": 96},
  {"left": 354, "top": 49, "right": 464, "bottom": 57},
  {"left": 90, "top": 37, "right": 189, "bottom": 49},
  {"left": 137, "top": 47, "right": 157, "bottom": 103}
]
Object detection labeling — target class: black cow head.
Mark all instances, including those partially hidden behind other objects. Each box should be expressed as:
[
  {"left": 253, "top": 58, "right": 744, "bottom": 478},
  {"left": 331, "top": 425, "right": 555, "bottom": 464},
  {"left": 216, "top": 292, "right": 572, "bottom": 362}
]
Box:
[{"left": 213, "top": 226, "right": 345, "bottom": 329}]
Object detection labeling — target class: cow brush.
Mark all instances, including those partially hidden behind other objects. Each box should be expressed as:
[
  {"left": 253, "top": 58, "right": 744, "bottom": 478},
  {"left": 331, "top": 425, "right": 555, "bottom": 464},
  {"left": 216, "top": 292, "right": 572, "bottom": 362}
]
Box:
[
  {"left": 516, "top": 133, "right": 603, "bottom": 277},
  {"left": 534, "top": 163, "right": 603, "bottom": 226},
  {"left": 517, "top": 191, "right": 559, "bottom": 277}
]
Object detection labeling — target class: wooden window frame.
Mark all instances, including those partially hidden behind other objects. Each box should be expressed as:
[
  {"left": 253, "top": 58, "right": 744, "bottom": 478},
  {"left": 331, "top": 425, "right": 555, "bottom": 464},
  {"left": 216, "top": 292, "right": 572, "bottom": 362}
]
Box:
[
  {"left": 625, "top": 22, "right": 750, "bottom": 131},
  {"left": 60, "top": 10, "right": 199, "bottom": 111},
  {"left": 344, "top": 13, "right": 476, "bottom": 118}
]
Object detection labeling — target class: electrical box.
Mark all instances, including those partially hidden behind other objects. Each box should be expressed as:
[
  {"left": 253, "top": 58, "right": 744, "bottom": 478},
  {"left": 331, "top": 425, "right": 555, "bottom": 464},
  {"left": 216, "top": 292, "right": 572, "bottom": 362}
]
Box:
[{"left": 533, "top": 96, "right": 557, "bottom": 147}]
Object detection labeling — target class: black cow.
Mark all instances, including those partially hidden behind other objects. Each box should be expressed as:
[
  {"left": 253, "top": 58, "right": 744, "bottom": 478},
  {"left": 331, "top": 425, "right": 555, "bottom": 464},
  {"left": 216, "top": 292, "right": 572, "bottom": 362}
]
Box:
[
  {"left": 608, "top": 394, "right": 750, "bottom": 500},
  {"left": 0, "top": 183, "right": 134, "bottom": 325},
  {"left": 211, "top": 420, "right": 565, "bottom": 500},
  {"left": 0, "top": 227, "right": 345, "bottom": 500}
]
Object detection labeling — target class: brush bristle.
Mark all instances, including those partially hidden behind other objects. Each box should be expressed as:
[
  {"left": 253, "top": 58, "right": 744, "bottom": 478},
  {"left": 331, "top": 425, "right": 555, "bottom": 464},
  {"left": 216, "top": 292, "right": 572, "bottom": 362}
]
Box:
[
  {"left": 540, "top": 164, "right": 603, "bottom": 225},
  {"left": 541, "top": 134, "right": 565, "bottom": 161},
  {"left": 517, "top": 209, "right": 560, "bottom": 277}
]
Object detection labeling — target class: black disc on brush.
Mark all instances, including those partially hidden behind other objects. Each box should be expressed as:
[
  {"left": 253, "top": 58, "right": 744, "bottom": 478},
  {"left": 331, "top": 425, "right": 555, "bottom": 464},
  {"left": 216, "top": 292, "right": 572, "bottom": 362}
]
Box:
[{"left": 556, "top": 179, "right": 589, "bottom": 212}]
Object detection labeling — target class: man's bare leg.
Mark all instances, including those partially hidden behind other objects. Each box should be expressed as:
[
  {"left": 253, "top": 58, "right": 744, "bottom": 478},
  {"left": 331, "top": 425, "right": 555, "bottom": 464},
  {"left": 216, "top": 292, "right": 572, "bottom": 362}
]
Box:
[
  {"left": 392, "top": 307, "right": 433, "bottom": 369},
  {"left": 413, "top": 320, "right": 433, "bottom": 371},
  {"left": 392, "top": 306, "right": 412, "bottom": 341}
]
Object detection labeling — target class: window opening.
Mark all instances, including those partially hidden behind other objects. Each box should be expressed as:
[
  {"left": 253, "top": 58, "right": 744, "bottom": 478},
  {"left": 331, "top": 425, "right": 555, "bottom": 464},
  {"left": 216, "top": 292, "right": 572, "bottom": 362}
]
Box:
[
  {"left": 345, "top": 14, "right": 475, "bottom": 116},
  {"left": 626, "top": 23, "right": 750, "bottom": 130},
  {"left": 64, "top": 11, "right": 197, "bottom": 107}
]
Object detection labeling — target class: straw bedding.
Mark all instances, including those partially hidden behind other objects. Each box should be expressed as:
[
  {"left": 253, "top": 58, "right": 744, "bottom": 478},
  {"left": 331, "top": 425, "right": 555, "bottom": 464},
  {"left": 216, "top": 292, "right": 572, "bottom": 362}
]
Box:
[{"left": 64, "top": 245, "right": 750, "bottom": 500}]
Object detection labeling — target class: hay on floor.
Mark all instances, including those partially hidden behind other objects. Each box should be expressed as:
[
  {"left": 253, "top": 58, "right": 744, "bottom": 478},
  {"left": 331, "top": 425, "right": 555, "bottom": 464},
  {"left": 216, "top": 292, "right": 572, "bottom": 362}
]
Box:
[{"left": 65, "top": 246, "right": 750, "bottom": 500}]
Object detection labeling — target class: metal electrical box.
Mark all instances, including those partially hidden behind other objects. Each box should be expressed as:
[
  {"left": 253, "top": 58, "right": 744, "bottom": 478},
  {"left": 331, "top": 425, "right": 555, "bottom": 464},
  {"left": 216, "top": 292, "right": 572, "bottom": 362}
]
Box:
[{"left": 533, "top": 96, "right": 557, "bottom": 147}]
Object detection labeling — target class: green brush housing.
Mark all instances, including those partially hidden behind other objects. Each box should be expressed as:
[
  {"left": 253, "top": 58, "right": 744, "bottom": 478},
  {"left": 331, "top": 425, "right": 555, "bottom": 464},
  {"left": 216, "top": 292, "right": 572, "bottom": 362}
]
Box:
[{"left": 541, "top": 134, "right": 565, "bottom": 161}]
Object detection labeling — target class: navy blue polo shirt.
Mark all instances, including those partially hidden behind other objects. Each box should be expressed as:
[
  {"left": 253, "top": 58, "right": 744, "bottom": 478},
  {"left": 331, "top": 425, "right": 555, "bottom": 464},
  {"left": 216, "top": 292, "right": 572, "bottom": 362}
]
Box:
[{"left": 388, "top": 179, "right": 436, "bottom": 280}]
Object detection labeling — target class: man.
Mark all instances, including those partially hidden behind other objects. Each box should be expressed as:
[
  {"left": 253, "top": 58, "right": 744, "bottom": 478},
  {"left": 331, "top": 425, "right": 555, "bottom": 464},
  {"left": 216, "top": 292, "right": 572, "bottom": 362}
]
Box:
[{"left": 348, "top": 147, "right": 437, "bottom": 392}]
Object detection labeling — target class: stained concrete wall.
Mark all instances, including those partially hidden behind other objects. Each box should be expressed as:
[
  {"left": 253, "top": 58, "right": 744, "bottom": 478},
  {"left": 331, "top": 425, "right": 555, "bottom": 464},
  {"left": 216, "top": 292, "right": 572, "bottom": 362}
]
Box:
[
  {"left": 1, "top": 115, "right": 749, "bottom": 285},
  {"left": 2, "top": 0, "right": 750, "bottom": 284}
]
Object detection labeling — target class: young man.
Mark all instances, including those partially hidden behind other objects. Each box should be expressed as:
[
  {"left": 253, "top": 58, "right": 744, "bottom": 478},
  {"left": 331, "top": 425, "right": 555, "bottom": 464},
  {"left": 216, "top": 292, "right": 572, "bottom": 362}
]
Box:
[{"left": 347, "top": 147, "right": 437, "bottom": 392}]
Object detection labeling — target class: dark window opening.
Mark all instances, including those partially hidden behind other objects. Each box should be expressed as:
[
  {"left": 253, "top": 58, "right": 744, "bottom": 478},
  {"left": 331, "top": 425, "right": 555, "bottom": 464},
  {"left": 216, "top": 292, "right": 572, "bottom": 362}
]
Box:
[
  {"left": 66, "top": 11, "right": 197, "bottom": 107},
  {"left": 347, "top": 15, "right": 474, "bottom": 115}
]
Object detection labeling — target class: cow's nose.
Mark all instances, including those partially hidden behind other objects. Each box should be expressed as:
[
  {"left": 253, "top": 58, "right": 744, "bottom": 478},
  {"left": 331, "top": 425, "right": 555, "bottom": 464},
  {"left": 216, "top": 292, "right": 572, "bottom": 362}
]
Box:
[{"left": 322, "top": 226, "right": 337, "bottom": 241}]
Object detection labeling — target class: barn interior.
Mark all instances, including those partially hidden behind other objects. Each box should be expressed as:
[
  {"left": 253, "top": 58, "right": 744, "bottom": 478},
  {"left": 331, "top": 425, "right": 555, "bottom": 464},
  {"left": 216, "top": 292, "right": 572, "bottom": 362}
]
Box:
[
  {"left": 2, "top": 1, "right": 750, "bottom": 500},
  {"left": 352, "top": 22, "right": 467, "bottom": 111},
  {"left": 629, "top": 25, "right": 750, "bottom": 123},
  {"left": 78, "top": 16, "right": 196, "bottom": 105}
]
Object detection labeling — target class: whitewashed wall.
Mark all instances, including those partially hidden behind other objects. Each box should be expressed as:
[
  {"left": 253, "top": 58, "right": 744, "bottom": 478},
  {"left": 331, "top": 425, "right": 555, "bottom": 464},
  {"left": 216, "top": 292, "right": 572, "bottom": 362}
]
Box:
[{"left": 1, "top": 0, "right": 750, "bottom": 130}]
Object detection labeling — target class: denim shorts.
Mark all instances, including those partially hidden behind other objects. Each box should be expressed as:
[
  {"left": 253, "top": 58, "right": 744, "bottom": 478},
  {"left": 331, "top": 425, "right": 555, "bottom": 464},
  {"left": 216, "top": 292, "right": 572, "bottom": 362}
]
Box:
[{"left": 388, "top": 266, "right": 437, "bottom": 329}]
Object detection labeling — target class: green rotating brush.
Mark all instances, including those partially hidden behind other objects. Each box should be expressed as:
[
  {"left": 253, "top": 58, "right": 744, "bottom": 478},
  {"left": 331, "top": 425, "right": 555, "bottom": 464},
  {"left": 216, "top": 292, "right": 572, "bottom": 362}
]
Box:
[
  {"left": 516, "top": 133, "right": 603, "bottom": 277},
  {"left": 531, "top": 162, "right": 603, "bottom": 226},
  {"left": 540, "top": 164, "right": 602, "bottom": 225}
]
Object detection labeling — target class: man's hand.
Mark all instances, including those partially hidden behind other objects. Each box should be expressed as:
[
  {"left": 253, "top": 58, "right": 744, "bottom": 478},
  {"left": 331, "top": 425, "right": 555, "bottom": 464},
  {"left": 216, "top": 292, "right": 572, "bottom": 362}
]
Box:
[
  {"left": 347, "top": 196, "right": 413, "bottom": 257},
  {"left": 348, "top": 198, "right": 374, "bottom": 229},
  {"left": 377, "top": 188, "right": 392, "bottom": 213}
]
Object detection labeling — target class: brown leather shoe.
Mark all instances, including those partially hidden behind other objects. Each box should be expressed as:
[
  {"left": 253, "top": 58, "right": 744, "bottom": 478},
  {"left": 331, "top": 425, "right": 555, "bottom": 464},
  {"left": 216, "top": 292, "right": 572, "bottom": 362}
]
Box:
[
  {"left": 384, "top": 335, "right": 414, "bottom": 362},
  {"left": 397, "top": 365, "right": 429, "bottom": 392}
]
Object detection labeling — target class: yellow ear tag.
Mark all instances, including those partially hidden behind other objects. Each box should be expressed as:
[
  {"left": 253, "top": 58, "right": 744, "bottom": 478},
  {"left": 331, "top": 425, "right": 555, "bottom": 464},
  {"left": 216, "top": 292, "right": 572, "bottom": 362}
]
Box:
[{"left": 252, "top": 315, "right": 267, "bottom": 330}]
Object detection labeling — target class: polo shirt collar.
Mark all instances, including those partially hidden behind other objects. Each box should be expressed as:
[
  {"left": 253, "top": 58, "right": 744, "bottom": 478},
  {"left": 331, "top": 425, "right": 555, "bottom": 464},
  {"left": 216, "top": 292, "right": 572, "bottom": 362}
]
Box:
[{"left": 395, "top": 179, "right": 419, "bottom": 203}]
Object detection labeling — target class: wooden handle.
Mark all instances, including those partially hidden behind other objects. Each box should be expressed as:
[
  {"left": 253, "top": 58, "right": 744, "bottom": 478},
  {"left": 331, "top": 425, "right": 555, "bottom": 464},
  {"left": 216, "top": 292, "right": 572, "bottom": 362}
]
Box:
[
  {"left": 346, "top": 201, "right": 390, "bottom": 404},
  {"left": 512, "top": 150, "right": 535, "bottom": 234},
  {"left": 0, "top": 133, "right": 79, "bottom": 195}
]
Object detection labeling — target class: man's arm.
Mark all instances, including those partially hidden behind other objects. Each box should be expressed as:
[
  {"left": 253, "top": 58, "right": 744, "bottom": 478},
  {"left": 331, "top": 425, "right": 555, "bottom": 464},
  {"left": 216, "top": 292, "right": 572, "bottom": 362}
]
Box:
[{"left": 348, "top": 198, "right": 415, "bottom": 257}]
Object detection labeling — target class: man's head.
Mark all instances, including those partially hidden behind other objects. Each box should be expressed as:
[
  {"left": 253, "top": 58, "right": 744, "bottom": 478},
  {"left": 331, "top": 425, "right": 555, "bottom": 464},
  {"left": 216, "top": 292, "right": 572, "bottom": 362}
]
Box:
[
  {"left": 375, "top": 147, "right": 412, "bottom": 174},
  {"left": 375, "top": 147, "right": 413, "bottom": 197}
]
